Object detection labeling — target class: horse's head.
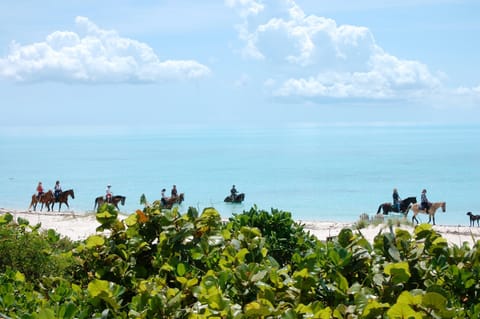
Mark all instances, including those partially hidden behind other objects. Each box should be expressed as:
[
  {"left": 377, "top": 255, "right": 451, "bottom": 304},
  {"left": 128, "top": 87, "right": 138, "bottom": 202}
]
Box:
[
  {"left": 441, "top": 202, "right": 446, "bottom": 212},
  {"left": 179, "top": 193, "right": 184, "bottom": 203},
  {"left": 121, "top": 196, "right": 126, "bottom": 205},
  {"left": 69, "top": 189, "right": 75, "bottom": 199},
  {"left": 405, "top": 196, "right": 416, "bottom": 204}
]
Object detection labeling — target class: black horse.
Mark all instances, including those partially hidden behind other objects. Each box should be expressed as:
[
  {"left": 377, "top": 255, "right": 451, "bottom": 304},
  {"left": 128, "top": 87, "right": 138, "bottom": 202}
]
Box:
[
  {"left": 224, "top": 193, "right": 245, "bottom": 203},
  {"left": 377, "top": 196, "right": 417, "bottom": 216}
]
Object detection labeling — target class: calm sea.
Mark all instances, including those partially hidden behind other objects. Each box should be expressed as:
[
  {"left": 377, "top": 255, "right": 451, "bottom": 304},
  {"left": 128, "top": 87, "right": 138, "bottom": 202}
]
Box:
[{"left": 1, "top": 125, "right": 479, "bottom": 225}]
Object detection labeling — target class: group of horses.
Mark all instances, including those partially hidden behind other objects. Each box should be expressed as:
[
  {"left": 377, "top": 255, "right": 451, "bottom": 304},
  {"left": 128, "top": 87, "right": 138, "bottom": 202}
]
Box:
[
  {"left": 29, "top": 189, "right": 75, "bottom": 212},
  {"left": 377, "top": 196, "right": 447, "bottom": 225},
  {"left": 29, "top": 189, "right": 447, "bottom": 225},
  {"left": 29, "top": 190, "right": 185, "bottom": 212}
]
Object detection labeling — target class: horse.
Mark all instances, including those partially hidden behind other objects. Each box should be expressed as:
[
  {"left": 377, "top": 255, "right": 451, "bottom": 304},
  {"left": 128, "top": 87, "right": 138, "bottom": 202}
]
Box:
[
  {"left": 376, "top": 196, "right": 417, "bottom": 216},
  {"left": 29, "top": 190, "right": 54, "bottom": 212},
  {"left": 51, "top": 189, "right": 75, "bottom": 212},
  {"left": 467, "top": 212, "right": 480, "bottom": 227},
  {"left": 224, "top": 193, "right": 245, "bottom": 203},
  {"left": 163, "top": 193, "right": 184, "bottom": 209},
  {"left": 94, "top": 195, "right": 126, "bottom": 211},
  {"left": 409, "top": 201, "right": 446, "bottom": 225}
]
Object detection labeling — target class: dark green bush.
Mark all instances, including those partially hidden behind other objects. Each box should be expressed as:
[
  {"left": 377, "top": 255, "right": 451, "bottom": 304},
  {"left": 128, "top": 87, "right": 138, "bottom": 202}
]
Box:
[{"left": 228, "top": 206, "right": 318, "bottom": 266}]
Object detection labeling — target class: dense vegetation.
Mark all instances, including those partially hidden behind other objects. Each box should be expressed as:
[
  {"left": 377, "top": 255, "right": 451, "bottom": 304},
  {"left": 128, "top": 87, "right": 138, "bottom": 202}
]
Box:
[{"left": 1, "top": 200, "right": 480, "bottom": 318}]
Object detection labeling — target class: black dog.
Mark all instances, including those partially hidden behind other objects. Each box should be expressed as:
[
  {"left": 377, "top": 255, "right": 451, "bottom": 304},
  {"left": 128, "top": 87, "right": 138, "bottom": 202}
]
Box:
[{"left": 466, "top": 212, "right": 480, "bottom": 227}]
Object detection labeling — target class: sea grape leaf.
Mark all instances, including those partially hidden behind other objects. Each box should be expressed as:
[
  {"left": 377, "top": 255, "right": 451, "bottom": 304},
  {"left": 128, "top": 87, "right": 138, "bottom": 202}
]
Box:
[
  {"left": 0, "top": 212, "right": 13, "bottom": 225},
  {"left": 85, "top": 235, "right": 105, "bottom": 248},
  {"left": 88, "top": 279, "right": 111, "bottom": 298},
  {"left": 387, "top": 303, "right": 421, "bottom": 319},
  {"left": 384, "top": 261, "right": 411, "bottom": 285}
]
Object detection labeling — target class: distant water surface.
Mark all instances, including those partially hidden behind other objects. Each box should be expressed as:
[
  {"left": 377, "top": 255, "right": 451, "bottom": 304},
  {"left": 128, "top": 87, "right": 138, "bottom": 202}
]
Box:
[{"left": 0, "top": 125, "right": 478, "bottom": 225}]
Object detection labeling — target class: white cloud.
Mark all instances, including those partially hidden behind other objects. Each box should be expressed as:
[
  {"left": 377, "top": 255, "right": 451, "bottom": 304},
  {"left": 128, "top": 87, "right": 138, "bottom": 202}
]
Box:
[
  {"left": 0, "top": 16, "right": 210, "bottom": 83},
  {"left": 228, "top": 0, "right": 444, "bottom": 101}
]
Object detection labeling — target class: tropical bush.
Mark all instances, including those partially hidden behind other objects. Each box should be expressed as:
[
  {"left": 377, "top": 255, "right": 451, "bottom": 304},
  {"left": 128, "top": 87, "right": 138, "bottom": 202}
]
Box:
[{"left": 0, "top": 202, "right": 480, "bottom": 318}]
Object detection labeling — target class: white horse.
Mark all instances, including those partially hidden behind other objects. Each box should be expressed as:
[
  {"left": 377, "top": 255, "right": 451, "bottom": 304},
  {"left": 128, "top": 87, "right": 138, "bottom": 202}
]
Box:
[{"left": 409, "top": 201, "right": 446, "bottom": 225}]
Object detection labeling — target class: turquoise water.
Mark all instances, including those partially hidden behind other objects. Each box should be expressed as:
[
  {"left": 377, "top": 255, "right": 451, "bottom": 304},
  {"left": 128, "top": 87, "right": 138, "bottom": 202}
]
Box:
[{"left": 1, "top": 125, "right": 479, "bottom": 225}]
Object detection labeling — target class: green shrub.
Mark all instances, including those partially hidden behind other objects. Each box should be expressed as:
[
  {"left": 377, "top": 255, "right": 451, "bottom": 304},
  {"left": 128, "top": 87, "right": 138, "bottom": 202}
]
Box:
[
  {"left": 228, "top": 206, "right": 318, "bottom": 266},
  {"left": 0, "top": 213, "right": 77, "bottom": 285}
]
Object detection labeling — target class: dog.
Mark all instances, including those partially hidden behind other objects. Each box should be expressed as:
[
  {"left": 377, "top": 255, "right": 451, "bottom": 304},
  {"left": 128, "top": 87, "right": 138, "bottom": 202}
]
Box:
[{"left": 466, "top": 212, "right": 480, "bottom": 227}]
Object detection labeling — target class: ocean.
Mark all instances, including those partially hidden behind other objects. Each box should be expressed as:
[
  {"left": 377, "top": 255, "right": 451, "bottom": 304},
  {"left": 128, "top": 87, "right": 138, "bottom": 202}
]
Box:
[{"left": 1, "top": 125, "right": 479, "bottom": 226}]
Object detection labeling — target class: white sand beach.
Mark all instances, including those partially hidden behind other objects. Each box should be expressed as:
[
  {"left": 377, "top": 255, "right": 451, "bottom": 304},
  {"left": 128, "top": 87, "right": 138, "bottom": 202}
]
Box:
[{"left": 2, "top": 208, "right": 480, "bottom": 246}]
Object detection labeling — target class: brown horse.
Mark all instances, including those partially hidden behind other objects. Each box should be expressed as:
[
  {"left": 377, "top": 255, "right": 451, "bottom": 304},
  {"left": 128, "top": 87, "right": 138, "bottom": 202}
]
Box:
[
  {"left": 409, "top": 201, "right": 446, "bottom": 225},
  {"left": 163, "top": 193, "right": 184, "bottom": 209},
  {"left": 94, "top": 195, "right": 126, "bottom": 211},
  {"left": 51, "top": 189, "right": 75, "bottom": 212},
  {"left": 29, "top": 190, "right": 54, "bottom": 212}
]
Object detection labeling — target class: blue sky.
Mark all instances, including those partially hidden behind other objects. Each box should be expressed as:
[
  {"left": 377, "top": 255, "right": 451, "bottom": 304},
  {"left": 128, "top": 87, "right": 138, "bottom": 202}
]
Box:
[{"left": 1, "top": 0, "right": 479, "bottom": 132}]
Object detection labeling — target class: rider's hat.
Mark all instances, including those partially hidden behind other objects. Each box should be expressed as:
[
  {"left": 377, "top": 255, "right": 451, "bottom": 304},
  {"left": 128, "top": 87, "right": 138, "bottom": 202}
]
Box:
[
  {"left": 107, "top": 184, "right": 111, "bottom": 187},
  {"left": 422, "top": 189, "right": 426, "bottom": 193}
]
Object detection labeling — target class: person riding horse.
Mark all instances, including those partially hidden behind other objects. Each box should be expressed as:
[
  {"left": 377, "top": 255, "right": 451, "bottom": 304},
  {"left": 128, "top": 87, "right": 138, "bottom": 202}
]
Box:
[
  {"left": 54, "top": 180, "right": 62, "bottom": 201},
  {"left": 420, "top": 189, "right": 431, "bottom": 214},
  {"left": 230, "top": 185, "right": 238, "bottom": 201},
  {"left": 392, "top": 188, "right": 401, "bottom": 211},
  {"left": 36, "top": 182, "right": 44, "bottom": 200},
  {"left": 106, "top": 185, "right": 112, "bottom": 203}
]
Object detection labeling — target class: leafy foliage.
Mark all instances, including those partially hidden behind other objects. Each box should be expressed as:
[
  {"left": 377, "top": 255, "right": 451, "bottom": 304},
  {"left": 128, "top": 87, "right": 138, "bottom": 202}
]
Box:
[{"left": 1, "top": 203, "right": 480, "bottom": 318}]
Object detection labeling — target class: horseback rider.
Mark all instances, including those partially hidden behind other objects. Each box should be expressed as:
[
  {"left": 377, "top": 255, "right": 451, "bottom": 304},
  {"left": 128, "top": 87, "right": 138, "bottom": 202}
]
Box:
[
  {"left": 36, "top": 182, "right": 44, "bottom": 200},
  {"left": 420, "top": 189, "right": 431, "bottom": 213},
  {"left": 106, "top": 184, "right": 113, "bottom": 203},
  {"left": 392, "top": 188, "right": 401, "bottom": 211},
  {"left": 171, "top": 185, "right": 178, "bottom": 198},
  {"left": 161, "top": 188, "right": 168, "bottom": 206},
  {"left": 230, "top": 185, "right": 238, "bottom": 201},
  {"left": 54, "top": 180, "right": 62, "bottom": 201}
]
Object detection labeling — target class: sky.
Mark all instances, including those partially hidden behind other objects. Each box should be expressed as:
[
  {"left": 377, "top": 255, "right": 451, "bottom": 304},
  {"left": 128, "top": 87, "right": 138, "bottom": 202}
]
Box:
[{"left": 1, "top": 0, "right": 479, "bottom": 133}]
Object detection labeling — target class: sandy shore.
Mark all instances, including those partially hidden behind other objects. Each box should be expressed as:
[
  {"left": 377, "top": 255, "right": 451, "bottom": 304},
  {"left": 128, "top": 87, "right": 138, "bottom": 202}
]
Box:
[{"left": 2, "top": 208, "right": 480, "bottom": 246}]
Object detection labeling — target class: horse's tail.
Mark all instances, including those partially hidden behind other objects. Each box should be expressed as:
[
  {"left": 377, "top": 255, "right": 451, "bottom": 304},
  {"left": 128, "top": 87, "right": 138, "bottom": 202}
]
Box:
[{"left": 29, "top": 194, "right": 36, "bottom": 210}]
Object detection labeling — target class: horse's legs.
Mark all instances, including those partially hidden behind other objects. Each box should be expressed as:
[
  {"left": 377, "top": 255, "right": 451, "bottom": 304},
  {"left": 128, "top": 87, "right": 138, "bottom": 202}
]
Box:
[{"left": 412, "top": 214, "right": 418, "bottom": 225}]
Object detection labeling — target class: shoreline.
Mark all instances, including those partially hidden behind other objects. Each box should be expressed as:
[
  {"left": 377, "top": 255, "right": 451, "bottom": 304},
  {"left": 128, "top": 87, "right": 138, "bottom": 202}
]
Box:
[{"left": 2, "top": 208, "right": 480, "bottom": 246}]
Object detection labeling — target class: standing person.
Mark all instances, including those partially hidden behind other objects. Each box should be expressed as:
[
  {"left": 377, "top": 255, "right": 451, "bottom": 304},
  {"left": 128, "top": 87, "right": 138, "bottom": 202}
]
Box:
[
  {"left": 420, "top": 189, "right": 431, "bottom": 213},
  {"left": 392, "top": 188, "right": 401, "bottom": 211},
  {"left": 106, "top": 184, "right": 113, "bottom": 203},
  {"left": 230, "top": 185, "right": 238, "bottom": 201},
  {"left": 171, "top": 185, "right": 178, "bottom": 198},
  {"left": 36, "top": 182, "right": 44, "bottom": 199},
  {"left": 54, "top": 180, "right": 62, "bottom": 201}
]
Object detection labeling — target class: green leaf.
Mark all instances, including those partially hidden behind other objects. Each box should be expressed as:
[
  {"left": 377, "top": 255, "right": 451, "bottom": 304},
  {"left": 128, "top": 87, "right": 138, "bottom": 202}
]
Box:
[
  {"left": 384, "top": 261, "right": 411, "bottom": 284},
  {"left": 85, "top": 235, "right": 105, "bottom": 248},
  {"left": 177, "top": 263, "right": 186, "bottom": 276},
  {"left": 0, "top": 212, "right": 13, "bottom": 224},
  {"left": 244, "top": 299, "right": 274, "bottom": 316},
  {"left": 88, "top": 279, "right": 111, "bottom": 298},
  {"left": 14, "top": 271, "right": 25, "bottom": 282},
  {"left": 387, "top": 303, "right": 422, "bottom": 319},
  {"left": 124, "top": 213, "right": 138, "bottom": 227},
  {"left": 422, "top": 292, "right": 447, "bottom": 312},
  {"left": 362, "top": 300, "right": 390, "bottom": 318}
]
